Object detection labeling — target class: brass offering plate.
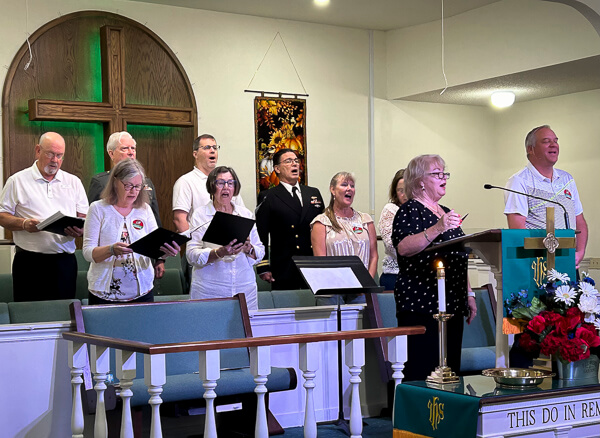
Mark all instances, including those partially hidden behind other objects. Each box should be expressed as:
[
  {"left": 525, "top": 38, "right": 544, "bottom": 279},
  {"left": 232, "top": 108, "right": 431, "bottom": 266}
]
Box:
[{"left": 482, "top": 368, "right": 555, "bottom": 388}]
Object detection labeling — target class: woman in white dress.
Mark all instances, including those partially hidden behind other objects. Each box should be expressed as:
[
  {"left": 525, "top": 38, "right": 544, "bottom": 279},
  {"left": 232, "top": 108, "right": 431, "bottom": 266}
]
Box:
[
  {"left": 378, "top": 169, "right": 407, "bottom": 291},
  {"left": 310, "top": 171, "right": 378, "bottom": 305},
  {"left": 187, "top": 166, "right": 265, "bottom": 310}
]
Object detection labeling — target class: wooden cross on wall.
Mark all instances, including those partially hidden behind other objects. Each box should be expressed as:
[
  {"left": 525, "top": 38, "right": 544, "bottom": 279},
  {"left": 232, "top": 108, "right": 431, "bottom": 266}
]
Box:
[
  {"left": 28, "top": 26, "right": 194, "bottom": 159},
  {"left": 523, "top": 207, "right": 576, "bottom": 271}
]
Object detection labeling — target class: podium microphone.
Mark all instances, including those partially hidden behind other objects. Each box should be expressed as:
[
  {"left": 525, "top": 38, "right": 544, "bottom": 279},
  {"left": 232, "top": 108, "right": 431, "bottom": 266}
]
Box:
[{"left": 483, "top": 184, "right": 570, "bottom": 229}]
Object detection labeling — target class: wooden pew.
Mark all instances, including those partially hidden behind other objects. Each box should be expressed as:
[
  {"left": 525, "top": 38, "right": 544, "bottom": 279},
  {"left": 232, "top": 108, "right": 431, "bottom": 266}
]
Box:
[
  {"left": 64, "top": 298, "right": 425, "bottom": 438},
  {"left": 69, "top": 295, "right": 296, "bottom": 437}
]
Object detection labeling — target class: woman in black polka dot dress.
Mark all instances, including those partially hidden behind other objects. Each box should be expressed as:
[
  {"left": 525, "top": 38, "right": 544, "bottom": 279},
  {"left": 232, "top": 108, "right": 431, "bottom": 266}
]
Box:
[{"left": 391, "top": 154, "right": 477, "bottom": 381}]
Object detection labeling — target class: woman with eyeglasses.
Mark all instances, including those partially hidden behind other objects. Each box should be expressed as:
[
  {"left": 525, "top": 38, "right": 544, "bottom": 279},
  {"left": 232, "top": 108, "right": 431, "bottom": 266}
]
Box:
[
  {"left": 310, "top": 171, "right": 378, "bottom": 305},
  {"left": 391, "top": 154, "right": 476, "bottom": 380},
  {"left": 378, "top": 168, "right": 407, "bottom": 291},
  {"left": 187, "top": 166, "right": 265, "bottom": 309},
  {"left": 83, "top": 158, "right": 180, "bottom": 304}
]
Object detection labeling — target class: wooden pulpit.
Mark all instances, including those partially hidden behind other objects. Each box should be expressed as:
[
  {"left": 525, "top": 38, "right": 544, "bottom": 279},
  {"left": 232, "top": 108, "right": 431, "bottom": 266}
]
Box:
[{"left": 429, "top": 224, "right": 576, "bottom": 368}]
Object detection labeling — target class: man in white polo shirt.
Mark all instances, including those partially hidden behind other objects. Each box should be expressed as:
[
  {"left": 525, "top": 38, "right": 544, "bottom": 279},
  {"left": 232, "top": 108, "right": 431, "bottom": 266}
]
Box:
[
  {"left": 0, "top": 132, "right": 89, "bottom": 301},
  {"left": 172, "top": 134, "right": 245, "bottom": 232},
  {"left": 504, "top": 125, "right": 588, "bottom": 268}
]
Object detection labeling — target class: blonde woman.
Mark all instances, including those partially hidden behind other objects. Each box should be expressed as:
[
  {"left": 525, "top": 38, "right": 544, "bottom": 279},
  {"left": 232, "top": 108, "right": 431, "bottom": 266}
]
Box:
[{"left": 311, "top": 172, "right": 377, "bottom": 305}]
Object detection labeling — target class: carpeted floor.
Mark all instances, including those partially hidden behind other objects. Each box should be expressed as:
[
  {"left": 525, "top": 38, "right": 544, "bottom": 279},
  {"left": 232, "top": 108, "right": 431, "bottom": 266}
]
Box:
[
  {"left": 282, "top": 417, "right": 393, "bottom": 438},
  {"left": 85, "top": 407, "right": 393, "bottom": 437}
]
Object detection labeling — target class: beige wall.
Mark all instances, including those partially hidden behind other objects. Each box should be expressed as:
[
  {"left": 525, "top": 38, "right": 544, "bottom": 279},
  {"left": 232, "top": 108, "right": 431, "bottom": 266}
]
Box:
[
  {"left": 0, "top": 0, "right": 599, "bottom": 273},
  {"left": 0, "top": 0, "right": 373, "bottom": 212}
]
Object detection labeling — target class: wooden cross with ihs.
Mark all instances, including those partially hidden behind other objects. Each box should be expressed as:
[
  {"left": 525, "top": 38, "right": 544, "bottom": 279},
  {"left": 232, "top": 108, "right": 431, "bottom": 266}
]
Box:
[{"left": 523, "top": 207, "right": 576, "bottom": 271}]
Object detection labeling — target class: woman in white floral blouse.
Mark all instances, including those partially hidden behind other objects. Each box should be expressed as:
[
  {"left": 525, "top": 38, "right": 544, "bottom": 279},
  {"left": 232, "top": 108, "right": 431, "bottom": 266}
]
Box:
[{"left": 83, "top": 159, "right": 179, "bottom": 304}]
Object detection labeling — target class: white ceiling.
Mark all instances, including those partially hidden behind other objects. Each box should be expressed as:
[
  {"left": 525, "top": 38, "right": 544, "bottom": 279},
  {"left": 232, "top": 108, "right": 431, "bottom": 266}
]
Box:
[
  {"left": 400, "top": 55, "right": 600, "bottom": 105},
  {"left": 129, "top": 0, "right": 502, "bottom": 31}
]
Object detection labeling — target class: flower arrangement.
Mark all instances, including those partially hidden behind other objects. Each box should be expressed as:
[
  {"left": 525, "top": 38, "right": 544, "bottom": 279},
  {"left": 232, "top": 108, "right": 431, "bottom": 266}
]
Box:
[{"left": 505, "top": 269, "right": 600, "bottom": 363}]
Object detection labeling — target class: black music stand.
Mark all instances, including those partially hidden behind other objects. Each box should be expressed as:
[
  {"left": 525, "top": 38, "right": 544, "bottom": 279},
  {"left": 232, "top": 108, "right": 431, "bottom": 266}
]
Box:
[{"left": 293, "top": 255, "right": 383, "bottom": 435}]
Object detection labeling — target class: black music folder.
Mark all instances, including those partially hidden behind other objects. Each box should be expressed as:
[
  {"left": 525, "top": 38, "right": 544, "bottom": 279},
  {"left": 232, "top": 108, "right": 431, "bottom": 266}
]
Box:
[
  {"left": 36, "top": 211, "right": 85, "bottom": 236},
  {"left": 201, "top": 211, "right": 255, "bottom": 246},
  {"left": 128, "top": 227, "right": 191, "bottom": 259}
]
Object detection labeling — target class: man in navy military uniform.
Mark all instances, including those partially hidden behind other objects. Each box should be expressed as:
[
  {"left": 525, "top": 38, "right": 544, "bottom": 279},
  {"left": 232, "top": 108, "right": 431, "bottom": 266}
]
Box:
[{"left": 256, "top": 148, "right": 324, "bottom": 290}]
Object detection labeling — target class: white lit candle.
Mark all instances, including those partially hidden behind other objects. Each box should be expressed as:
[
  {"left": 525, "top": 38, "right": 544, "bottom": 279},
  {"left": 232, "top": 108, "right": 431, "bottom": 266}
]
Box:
[{"left": 436, "top": 261, "right": 446, "bottom": 313}]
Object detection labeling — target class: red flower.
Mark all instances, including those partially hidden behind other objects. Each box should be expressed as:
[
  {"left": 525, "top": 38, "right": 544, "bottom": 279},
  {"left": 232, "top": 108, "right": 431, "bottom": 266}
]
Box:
[
  {"left": 566, "top": 307, "right": 584, "bottom": 320},
  {"left": 555, "top": 311, "right": 581, "bottom": 336},
  {"left": 540, "top": 333, "right": 561, "bottom": 357},
  {"left": 576, "top": 326, "right": 600, "bottom": 348},
  {"left": 559, "top": 338, "right": 589, "bottom": 362},
  {"left": 519, "top": 333, "right": 540, "bottom": 353},
  {"left": 527, "top": 315, "right": 547, "bottom": 334},
  {"left": 540, "top": 311, "right": 561, "bottom": 325}
]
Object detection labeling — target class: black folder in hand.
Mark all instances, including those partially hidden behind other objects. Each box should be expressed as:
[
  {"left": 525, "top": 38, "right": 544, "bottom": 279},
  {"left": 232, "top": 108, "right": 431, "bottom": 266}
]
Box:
[
  {"left": 128, "top": 228, "right": 191, "bottom": 259},
  {"left": 201, "top": 211, "right": 255, "bottom": 246},
  {"left": 36, "top": 211, "right": 85, "bottom": 236}
]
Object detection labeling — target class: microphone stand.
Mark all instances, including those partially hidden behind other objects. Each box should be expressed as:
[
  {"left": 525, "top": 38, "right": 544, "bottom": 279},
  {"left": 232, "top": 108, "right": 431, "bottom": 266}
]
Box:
[{"left": 483, "top": 184, "right": 570, "bottom": 229}]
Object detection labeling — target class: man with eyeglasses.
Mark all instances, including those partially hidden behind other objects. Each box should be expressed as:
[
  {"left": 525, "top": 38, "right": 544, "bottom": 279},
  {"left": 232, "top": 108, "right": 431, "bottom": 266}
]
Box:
[
  {"left": 87, "top": 131, "right": 161, "bottom": 226},
  {"left": 172, "top": 134, "right": 245, "bottom": 233},
  {"left": 504, "top": 125, "right": 588, "bottom": 268},
  {"left": 0, "top": 132, "right": 89, "bottom": 301},
  {"left": 256, "top": 148, "right": 324, "bottom": 290}
]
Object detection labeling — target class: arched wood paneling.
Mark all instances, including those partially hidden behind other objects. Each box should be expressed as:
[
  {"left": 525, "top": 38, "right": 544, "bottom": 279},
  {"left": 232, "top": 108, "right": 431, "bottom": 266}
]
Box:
[{"left": 2, "top": 11, "right": 198, "bottom": 230}]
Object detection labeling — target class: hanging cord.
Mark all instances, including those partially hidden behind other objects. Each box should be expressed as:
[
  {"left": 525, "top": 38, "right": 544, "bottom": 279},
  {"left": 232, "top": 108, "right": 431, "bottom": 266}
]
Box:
[
  {"left": 246, "top": 31, "right": 308, "bottom": 95},
  {"left": 24, "top": 0, "right": 33, "bottom": 70},
  {"left": 439, "top": 0, "right": 448, "bottom": 95}
]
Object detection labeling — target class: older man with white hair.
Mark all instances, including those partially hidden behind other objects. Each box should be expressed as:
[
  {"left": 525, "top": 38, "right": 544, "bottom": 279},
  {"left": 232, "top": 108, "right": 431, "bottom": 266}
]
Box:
[
  {"left": 88, "top": 131, "right": 161, "bottom": 226},
  {"left": 0, "top": 132, "right": 89, "bottom": 301}
]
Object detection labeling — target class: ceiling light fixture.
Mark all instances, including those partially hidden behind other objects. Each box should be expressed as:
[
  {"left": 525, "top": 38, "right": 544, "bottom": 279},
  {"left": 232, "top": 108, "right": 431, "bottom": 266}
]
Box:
[
  {"left": 491, "top": 91, "right": 515, "bottom": 108},
  {"left": 314, "top": 0, "right": 330, "bottom": 7}
]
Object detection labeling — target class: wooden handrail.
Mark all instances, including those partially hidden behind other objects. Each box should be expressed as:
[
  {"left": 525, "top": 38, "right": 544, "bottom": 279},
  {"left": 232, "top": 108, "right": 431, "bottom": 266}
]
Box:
[{"left": 63, "top": 326, "right": 425, "bottom": 355}]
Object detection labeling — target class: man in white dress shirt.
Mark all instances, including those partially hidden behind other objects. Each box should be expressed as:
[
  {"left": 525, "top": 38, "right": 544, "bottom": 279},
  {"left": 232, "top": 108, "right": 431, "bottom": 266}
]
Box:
[
  {"left": 0, "top": 132, "right": 89, "bottom": 301},
  {"left": 172, "top": 134, "right": 245, "bottom": 233}
]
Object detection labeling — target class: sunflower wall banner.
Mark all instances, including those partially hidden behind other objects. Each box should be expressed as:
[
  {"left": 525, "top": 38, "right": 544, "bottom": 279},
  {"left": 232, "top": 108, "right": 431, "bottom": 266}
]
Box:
[{"left": 254, "top": 97, "right": 306, "bottom": 198}]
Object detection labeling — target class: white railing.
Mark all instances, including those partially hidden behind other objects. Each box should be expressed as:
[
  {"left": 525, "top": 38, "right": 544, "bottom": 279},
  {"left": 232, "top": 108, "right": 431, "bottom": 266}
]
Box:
[{"left": 64, "top": 326, "right": 422, "bottom": 438}]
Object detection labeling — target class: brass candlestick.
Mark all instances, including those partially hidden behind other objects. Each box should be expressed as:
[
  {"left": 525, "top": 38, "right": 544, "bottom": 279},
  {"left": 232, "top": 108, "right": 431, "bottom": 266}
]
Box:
[{"left": 426, "top": 312, "right": 460, "bottom": 385}]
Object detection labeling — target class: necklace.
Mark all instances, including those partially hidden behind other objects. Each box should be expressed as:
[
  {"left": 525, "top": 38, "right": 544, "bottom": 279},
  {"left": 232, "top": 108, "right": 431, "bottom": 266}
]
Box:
[
  {"left": 333, "top": 207, "right": 354, "bottom": 219},
  {"left": 416, "top": 198, "right": 442, "bottom": 217}
]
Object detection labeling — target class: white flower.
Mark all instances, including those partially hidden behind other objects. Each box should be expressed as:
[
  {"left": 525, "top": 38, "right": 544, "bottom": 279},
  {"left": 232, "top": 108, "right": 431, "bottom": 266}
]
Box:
[
  {"left": 554, "top": 285, "right": 576, "bottom": 305},
  {"left": 578, "top": 294, "right": 600, "bottom": 315},
  {"left": 594, "top": 318, "right": 600, "bottom": 332},
  {"left": 547, "top": 269, "right": 570, "bottom": 283},
  {"left": 579, "top": 281, "right": 599, "bottom": 297}
]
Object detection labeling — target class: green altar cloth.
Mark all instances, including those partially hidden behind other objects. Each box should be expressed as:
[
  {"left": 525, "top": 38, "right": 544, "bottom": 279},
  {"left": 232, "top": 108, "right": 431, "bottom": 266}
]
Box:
[{"left": 393, "top": 381, "right": 479, "bottom": 438}]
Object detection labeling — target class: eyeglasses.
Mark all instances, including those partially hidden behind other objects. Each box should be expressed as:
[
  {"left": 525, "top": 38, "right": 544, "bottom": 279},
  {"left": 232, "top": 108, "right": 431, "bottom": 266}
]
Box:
[
  {"left": 427, "top": 172, "right": 450, "bottom": 180},
  {"left": 43, "top": 151, "right": 64, "bottom": 160},
  {"left": 279, "top": 158, "right": 300, "bottom": 165},
  {"left": 198, "top": 145, "right": 220, "bottom": 151},
  {"left": 121, "top": 181, "right": 146, "bottom": 191},
  {"left": 215, "top": 179, "right": 236, "bottom": 188}
]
